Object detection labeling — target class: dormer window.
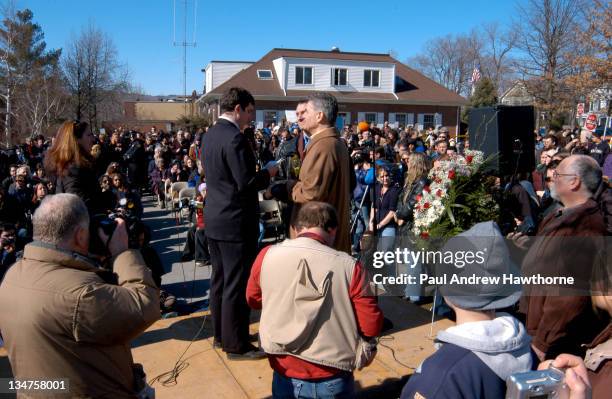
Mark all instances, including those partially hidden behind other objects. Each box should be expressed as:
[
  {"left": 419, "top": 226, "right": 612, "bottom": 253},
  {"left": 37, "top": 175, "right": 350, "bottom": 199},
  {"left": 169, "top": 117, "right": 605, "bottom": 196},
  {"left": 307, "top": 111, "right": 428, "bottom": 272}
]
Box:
[
  {"left": 332, "top": 68, "right": 348, "bottom": 87},
  {"left": 296, "top": 66, "right": 313, "bottom": 85},
  {"left": 257, "top": 69, "right": 273, "bottom": 79},
  {"left": 364, "top": 69, "right": 380, "bottom": 87}
]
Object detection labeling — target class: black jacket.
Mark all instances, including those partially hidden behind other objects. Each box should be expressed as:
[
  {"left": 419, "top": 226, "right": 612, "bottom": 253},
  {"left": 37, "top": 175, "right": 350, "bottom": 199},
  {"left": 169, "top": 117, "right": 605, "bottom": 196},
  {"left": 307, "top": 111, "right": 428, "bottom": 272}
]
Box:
[
  {"left": 396, "top": 177, "right": 428, "bottom": 235},
  {"left": 201, "top": 119, "right": 270, "bottom": 241},
  {"left": 53, "top": 164, "right": 104, "bottom": 216}
]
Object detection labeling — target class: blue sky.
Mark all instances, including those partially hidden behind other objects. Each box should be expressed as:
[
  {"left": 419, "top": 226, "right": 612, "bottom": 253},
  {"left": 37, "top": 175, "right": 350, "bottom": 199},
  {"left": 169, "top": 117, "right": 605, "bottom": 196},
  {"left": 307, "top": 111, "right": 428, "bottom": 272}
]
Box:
[{"left": 18, "top": 0, "right": 517, "bottom": 95}]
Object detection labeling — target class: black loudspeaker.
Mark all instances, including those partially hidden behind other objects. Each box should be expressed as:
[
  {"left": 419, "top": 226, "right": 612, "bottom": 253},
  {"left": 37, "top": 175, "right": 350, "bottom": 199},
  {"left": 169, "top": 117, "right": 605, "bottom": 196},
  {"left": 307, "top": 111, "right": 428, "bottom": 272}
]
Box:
[{"left": 469, "top": 105, "right": 535, "bottom": 175}]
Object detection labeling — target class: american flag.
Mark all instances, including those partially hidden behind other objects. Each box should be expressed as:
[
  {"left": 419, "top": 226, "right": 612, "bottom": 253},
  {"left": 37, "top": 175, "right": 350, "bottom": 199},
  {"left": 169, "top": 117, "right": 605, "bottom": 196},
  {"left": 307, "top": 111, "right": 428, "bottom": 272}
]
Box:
[{"left": 471, "top": 65, "right": 481, "bottom": 85}]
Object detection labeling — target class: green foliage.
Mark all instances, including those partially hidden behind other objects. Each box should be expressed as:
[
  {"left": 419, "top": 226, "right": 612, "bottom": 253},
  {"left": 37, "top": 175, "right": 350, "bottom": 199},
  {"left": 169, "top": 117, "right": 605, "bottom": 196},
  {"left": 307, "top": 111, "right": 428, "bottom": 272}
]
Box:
[
  {"left": 470, "top": 77, "right": 498, "bottom": 108},
  {"left": 427, "top": 156, "right": 500, "bottom": 240},
  {"left": 463, "top": 78, "right": 499, "bottom": 126},
  {"left": 0, "top": 9, "right": 62, "bottom": 80}
]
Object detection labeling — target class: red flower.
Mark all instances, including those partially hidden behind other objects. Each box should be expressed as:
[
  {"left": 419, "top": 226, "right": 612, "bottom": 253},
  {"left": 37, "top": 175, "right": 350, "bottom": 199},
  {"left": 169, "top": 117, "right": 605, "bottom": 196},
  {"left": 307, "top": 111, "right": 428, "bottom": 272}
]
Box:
[
  {"left": 466, "top": 155, "right": 474, "bottom": 164},
  {"left": 420, "top": 231, "right": 430, "bottom": 239},
  {"left": 416, "top": 194, "right": 422, "bottom": 202},
  {"left": 423, "top": 202, "right": 431, "bottom": 209},
  {"left": 435, "top": 177, "right": 442, "bottom": 184},
  {"left": 424, "top": 186, "right": 431, "bottom": 193},
  {"left": 436, "top": 189, "right": 443, "bottom": 197},
  {"left": 448, "top": 170, "right": 456, "bottom": 179}
]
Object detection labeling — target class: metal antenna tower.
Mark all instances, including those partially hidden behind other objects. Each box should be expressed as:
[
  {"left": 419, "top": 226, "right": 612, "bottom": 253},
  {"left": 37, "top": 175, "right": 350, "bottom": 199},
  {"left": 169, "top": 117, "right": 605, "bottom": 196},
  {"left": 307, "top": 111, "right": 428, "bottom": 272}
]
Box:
[{"left": 173, "top": 0, "right": 197, "bottom": 115}]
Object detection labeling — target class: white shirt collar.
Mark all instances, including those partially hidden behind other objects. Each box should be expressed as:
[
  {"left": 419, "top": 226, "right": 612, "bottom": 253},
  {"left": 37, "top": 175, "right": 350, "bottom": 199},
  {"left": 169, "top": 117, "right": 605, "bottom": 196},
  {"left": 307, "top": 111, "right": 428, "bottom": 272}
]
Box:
[{"left": 218, "top": 115, "right": 239, "bottom": 130}]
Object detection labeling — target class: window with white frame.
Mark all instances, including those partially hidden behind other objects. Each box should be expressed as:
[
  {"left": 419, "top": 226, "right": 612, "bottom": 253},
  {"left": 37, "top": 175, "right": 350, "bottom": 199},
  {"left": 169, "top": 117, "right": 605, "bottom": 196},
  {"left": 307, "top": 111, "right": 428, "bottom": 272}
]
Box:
[
  {"left": 332, "top": 68, "right": 348, "bottom": 86},
  {"left": 257, "top": 70, "right": 273, "bottom": 79},
  {"left": 295, "top": 66, "right": 313, "bottom": 85},
  {"left": 363, "top": 69, "right": 380, "bottom": 87},
  {"left": 365, "top": 113, "right": 377, "bottom": 123},
  {"left": 395, "top": 113, "right": 407, "bottom": 127},
  {"left": 423, "top": 114, "right": 435, "bottom": 129}
]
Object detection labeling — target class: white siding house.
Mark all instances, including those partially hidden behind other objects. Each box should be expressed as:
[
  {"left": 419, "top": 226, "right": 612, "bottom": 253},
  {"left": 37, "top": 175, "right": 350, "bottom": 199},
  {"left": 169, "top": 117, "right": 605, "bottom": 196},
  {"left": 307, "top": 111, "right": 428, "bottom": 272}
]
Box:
[
  {"left": 282, "top": 58, "right": 395, "bottom": 93},
  {"left": 204, "top": 62, "right": 253, "bottom": 94}
]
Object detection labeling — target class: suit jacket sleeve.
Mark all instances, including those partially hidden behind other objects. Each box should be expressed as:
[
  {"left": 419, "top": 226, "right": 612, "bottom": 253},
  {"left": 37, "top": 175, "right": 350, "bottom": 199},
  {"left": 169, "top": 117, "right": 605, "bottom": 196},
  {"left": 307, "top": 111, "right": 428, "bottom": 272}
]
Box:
[{"left": 226, "top": 132, "right": 270, "bottom": 193}]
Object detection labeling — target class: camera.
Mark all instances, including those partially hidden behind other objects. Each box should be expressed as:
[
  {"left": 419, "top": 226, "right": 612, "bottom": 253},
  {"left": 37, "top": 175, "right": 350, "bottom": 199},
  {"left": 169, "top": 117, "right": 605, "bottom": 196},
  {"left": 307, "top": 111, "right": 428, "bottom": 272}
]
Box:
[
  {"left": 515, "top": 222, "right": 536, "bottom": 236},
  {"left": 91, "top": 198, "right": 142, "bottom": 253},
  {"left": 506, "top": 367, "right": 568, "bottom": 399}
]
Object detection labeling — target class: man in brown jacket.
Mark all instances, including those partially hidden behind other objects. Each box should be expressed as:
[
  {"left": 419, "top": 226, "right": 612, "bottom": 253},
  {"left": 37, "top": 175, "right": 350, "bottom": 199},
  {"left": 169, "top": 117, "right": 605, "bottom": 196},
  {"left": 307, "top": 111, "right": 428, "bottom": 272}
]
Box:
[
  {"left": 515, "top": 155, "right": 608, "bottom": 361},
  {"left": 272, "top": 93, "right": 354, "bottom": 254},
  {"left": 0, "top": 193, "right": 160, "bottom": 398}
]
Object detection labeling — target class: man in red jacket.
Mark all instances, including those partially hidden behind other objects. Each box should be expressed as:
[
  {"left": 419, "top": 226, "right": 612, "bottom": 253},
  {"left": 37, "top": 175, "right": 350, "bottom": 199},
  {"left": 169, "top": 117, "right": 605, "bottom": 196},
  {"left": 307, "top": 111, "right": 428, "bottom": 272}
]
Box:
[{"left": 247, "top": 201, "right": 383, "bottom": 398}]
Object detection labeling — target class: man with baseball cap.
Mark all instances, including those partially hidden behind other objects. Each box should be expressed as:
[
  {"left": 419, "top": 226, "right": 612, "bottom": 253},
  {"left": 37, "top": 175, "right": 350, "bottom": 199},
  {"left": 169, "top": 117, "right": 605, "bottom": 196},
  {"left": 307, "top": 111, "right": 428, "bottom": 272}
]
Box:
[
  {"left": 401, "top": 221, "right": 533, "bottom": 399},
  {"left": 588, "top": 130, "right": 610, "bottom": 166}
]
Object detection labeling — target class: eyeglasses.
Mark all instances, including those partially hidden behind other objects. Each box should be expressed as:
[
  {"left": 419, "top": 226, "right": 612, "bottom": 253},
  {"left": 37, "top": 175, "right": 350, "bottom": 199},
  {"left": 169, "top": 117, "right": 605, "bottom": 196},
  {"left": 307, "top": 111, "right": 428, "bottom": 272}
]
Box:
[{"left": 552, "top": 171, "right": 577, "bottom": 180}]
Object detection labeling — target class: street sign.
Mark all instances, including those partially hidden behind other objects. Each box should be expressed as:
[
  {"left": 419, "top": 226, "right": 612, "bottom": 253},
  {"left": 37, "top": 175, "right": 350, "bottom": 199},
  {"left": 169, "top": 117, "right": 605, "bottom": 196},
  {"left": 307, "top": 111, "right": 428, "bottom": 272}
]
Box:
[
  {"left": 585, "top": 113, "right": 597, "bottom": 131},
  {"left": 577, "top": 103, "right": 584, "bottom": 115}
]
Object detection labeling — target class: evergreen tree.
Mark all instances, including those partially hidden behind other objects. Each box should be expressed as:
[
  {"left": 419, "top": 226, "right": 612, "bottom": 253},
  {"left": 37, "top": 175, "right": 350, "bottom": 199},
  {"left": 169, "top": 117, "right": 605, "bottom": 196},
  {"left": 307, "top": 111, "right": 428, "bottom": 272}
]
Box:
[
  {"left": 462, "top": 77, "right": 499, "bottom": 124},
  {"left": 0, "top": 8, "right": 63, "bottom": 143}
]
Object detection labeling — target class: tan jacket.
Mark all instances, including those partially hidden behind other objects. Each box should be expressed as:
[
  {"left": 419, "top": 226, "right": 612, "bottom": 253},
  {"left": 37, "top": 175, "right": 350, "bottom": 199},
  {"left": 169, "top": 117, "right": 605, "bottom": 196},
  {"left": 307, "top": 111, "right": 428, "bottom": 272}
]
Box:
[
  {"left": 290, "top": 127, "right": 353, "bottom": 254},
  {"left": 258, "top": 237, "right": 359, "bottom": 371},
  {"left": 0, "top": 242, "right": 160, "bottom": 398}
]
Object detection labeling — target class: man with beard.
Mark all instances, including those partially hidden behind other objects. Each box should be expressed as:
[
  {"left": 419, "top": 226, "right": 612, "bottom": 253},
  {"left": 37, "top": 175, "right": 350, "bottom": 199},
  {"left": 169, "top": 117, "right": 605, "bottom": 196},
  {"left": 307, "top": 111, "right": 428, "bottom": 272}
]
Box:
[{"left": 512, "top": 155, "right": 607, "bottom": 361}]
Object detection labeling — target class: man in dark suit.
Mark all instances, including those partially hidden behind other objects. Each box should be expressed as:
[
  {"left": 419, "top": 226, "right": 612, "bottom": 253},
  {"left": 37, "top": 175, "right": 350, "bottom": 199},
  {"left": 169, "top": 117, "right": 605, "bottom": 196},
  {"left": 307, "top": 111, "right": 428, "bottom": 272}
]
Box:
[{"left": 201, "top": 87, "right": 278, "bottom": 359}]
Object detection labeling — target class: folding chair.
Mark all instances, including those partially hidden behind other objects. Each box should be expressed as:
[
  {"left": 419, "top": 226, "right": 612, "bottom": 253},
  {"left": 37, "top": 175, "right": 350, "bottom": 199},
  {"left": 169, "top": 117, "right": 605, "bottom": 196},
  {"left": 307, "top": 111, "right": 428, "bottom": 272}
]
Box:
[{"left": 169, "top": 181, "right": 188, "bottom": 214}]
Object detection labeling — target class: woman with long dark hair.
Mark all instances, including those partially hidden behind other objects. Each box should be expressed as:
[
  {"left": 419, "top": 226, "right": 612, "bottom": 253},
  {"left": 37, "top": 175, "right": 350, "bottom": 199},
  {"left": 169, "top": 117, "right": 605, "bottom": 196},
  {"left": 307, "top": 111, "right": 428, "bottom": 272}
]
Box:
[{"left": 44, "top": 121, "right": 104, "bottom": 214}]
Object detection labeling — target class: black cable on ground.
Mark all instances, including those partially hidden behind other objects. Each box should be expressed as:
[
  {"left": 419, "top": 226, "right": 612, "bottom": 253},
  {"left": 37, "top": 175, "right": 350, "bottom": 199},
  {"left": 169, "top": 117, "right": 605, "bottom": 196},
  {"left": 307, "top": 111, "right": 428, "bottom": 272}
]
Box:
[
  {"left": 148, "top": 314, "right": 209, "bottom": 387},
  {"left": 377, "top": 335, "right": 418, "bottom": 370}
]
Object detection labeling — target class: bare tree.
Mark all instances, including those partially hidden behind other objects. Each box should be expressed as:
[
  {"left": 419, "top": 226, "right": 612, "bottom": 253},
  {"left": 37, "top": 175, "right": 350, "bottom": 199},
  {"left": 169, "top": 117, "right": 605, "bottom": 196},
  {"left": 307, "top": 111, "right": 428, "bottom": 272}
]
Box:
[
  {"left": 63, "top": 23, "right": 130, "bottom": 130},
  {"left": 19, "top": 65, "right": 68, "bottom": 136},
  {"left": 514, "top": 0, "right": 583, "bottom": 122},
  {"left": 407, "top": 33, "right": 481, "bottom": 97},
  {"left": 477, "top": 23, "right": 518, "bottom": 96}
]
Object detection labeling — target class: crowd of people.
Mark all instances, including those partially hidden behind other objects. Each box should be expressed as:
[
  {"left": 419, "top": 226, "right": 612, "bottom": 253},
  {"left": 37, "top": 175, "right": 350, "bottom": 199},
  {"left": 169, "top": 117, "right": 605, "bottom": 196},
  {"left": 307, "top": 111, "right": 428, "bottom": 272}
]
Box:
[{"left": 0, "top": 85, "right": 608, "bottom": 398}]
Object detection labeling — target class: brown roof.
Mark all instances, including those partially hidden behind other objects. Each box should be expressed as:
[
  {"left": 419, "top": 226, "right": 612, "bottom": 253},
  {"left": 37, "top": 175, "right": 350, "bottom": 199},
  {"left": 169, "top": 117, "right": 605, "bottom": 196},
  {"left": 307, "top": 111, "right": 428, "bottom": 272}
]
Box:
[{"left": 202, "top": 48, "right": 467, "bottom": 106}]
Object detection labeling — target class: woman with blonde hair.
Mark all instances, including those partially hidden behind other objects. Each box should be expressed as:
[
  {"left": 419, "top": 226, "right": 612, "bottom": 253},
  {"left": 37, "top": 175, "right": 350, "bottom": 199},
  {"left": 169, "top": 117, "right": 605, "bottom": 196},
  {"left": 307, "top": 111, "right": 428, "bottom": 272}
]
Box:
[
  {"left": 395, "top": 152, "right": 430, "bottom": 235},
  {"left": 394, "top": 152, "right": 431, "bottom": 301},
  {"left": 44, "top": 120, "right": 103, "bottom": 214}
]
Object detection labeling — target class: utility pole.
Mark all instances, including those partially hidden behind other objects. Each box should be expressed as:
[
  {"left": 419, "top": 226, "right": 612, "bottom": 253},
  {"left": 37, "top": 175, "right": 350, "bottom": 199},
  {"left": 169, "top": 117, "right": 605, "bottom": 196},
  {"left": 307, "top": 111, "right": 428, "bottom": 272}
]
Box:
[{"left": 173, "top": 0, "right": 197, "bottom": 117}]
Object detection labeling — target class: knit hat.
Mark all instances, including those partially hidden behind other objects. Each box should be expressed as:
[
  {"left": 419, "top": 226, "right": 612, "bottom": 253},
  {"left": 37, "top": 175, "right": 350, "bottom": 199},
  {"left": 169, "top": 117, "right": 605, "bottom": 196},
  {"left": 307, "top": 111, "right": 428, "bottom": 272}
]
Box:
[
  {"left": 438, "top": 221, "right": 522, "bottom": 311},
  {"left": 358, "top": 121, "right": 370, "bottom": 132}
]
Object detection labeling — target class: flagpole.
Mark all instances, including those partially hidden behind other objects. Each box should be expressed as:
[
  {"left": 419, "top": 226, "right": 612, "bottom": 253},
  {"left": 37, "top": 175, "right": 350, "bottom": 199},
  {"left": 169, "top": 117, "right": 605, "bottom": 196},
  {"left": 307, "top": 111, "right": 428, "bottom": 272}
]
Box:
[{"left": 471, "top": 61, "right": 476, "bottom": 96}]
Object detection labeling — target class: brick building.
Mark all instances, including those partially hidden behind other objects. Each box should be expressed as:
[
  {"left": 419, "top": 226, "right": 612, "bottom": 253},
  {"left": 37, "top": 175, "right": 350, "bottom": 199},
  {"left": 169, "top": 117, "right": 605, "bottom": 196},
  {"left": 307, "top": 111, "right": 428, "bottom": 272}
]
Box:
[{"left": 197, "top": 48, "right": 467, "bottom": 135}]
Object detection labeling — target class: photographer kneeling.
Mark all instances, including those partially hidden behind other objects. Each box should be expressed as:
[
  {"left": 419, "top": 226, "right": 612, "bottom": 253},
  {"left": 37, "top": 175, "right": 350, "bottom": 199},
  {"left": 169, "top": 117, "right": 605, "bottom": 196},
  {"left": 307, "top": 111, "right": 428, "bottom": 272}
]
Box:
[{"left": 0, "top": 193, "right": 160, "bottom": 398}]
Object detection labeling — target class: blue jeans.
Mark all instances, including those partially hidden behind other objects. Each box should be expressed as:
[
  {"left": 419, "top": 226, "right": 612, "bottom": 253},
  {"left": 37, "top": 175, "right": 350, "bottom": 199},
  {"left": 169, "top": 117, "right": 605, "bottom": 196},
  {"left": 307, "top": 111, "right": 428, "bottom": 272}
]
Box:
[
  {"left": 351, "top": 202, "right": 369, "bottom": 253},
  {"left": 272, "top": 371, "right": 355, "bottom": 398}
]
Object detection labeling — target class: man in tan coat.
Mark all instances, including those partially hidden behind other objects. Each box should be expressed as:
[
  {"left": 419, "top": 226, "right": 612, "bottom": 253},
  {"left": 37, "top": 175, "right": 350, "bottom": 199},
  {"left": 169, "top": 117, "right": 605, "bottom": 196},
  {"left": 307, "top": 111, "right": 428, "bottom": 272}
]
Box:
[
  {"left": 271, "top": 93, "right": 354, "bottom": 253},
  {"left": 0, "top": 194, "right": 160, "bottom": 398}
]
